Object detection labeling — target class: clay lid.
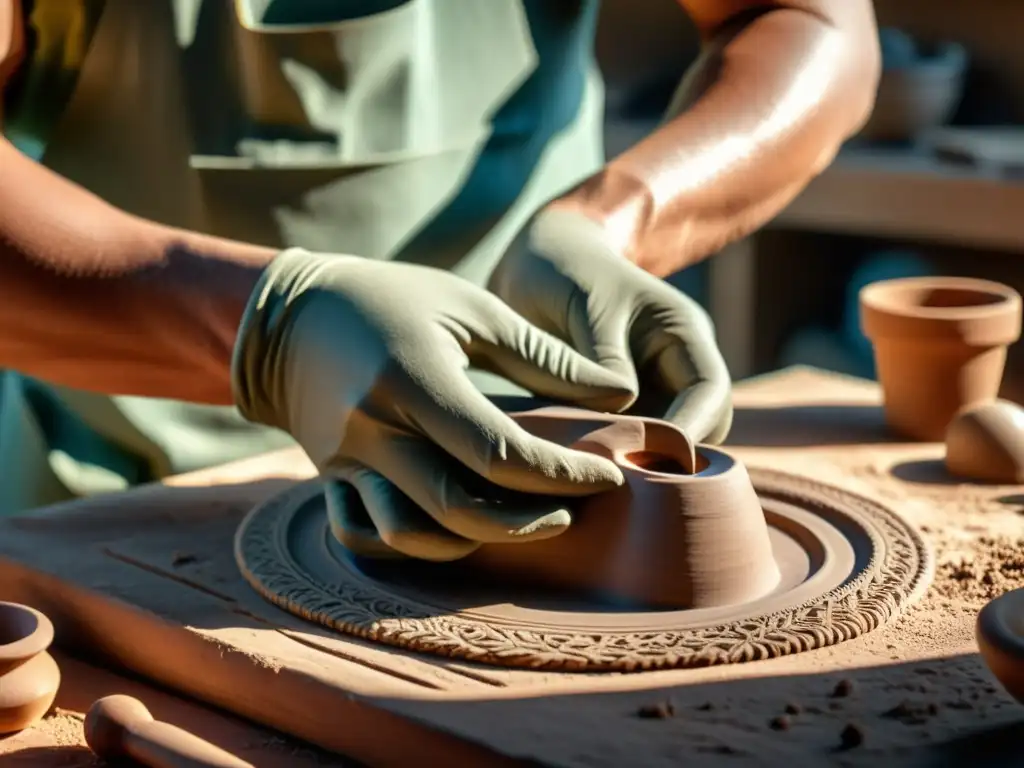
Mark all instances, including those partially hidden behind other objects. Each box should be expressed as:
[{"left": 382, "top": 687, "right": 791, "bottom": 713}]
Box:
[
  {"left": 0, "top": 602, "right": 53, "bottom": 669},
  {"left": 860, "top": 277, "right": 1022, "bottom": 346}
]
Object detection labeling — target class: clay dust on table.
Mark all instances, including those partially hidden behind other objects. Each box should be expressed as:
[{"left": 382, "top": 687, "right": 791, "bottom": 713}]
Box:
[
  {"left": 933, "top": 536, "right": 1024, "bottom": 605},
  {"left": 0, "top": 708, "right": 102, "bottom": 767},
  {"left": 38, "top": 709, "right": 86, "bottom": 748}
]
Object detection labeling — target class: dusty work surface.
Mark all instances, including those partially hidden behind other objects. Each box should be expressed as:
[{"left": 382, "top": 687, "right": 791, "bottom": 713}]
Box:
[
  {"left": 0, "top": 650, "right": 351, "bottom": 767},
  {"left": 0, "top": 367, "right": 1021, "bottom": 766}
]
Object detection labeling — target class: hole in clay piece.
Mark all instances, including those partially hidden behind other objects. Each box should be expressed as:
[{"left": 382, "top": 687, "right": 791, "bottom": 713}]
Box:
[
  {"left": 625, "top": 450, "right": 709, "bottom": 475},
  {"left": 915, "top": 287, "right": 1007, "bottom": 309},
  {"left": 0, "top": 606, "right": 38, "bottom": 647}
]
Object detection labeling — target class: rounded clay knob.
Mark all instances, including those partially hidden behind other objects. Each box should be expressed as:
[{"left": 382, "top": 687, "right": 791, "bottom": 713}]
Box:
[
  {"left": 85, "top": 694, "right": 152, "bottom": 758},
  {"left": 945, "top": 399, "right": 1024, "bottom": 483},
  {"left": 85, "top": 694, "right": 254, "bottom": 768}
]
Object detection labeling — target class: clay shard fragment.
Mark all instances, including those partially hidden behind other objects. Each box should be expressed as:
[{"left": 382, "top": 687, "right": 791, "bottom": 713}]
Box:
[
  {"left": 85, "top": 694, "right": 255, "bottom": 768},
  {"left": 0, "top": 602, "right": 61, "bottom": 735},
  {"left": 945, "top": 399, "right": 1024, "bottom": 483}
]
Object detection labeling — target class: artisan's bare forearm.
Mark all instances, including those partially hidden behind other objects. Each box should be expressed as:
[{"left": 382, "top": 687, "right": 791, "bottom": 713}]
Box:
[
  {"left": 0, "top": 137, "right": 276, "bottom": 402},
  {"left": 558, "top": 0, "right": 880, "bottom": 277}
]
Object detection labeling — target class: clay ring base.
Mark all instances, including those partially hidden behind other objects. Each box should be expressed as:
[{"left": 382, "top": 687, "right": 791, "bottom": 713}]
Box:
[{"left": 235, "top": 468, "right": 933, "bottom": 672}]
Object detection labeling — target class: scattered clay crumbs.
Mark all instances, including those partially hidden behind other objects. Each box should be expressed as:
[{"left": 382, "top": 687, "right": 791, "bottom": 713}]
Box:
[
  {"left": 933, "top": 536, "right": 1024, "bottom": 604},
  {"left": 41, "top": 709, "right": 85, "bottom": 748}
]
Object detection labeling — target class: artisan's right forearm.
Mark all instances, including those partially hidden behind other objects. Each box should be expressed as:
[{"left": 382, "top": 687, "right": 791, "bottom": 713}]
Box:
[{"left": 0, "top": 137, "right": 278, "bottom": 403}]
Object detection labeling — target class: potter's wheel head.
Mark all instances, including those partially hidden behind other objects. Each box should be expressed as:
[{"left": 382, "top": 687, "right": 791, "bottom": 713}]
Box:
[{"left": 235, "top": 468, "right": 933, "bottom": 672}]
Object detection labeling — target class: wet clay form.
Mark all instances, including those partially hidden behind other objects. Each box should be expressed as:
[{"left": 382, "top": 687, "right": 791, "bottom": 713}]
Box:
[
  {"left": 0, "top": 602, "right": 60, "bottom": 734},
  {"left": 860, "top": 276, "right": 1022, "bottom": 441},
  {"left": 85, "top": 695, "right": 255, "bottom": 768},
  {"left": 465, "top": 407, "right": 780, "bottom": 609},
  {"left": 976, "top": 588, "right": 1024, "bottom": 704},
  {"left": 945, "top": 399, "right": 1024, "bottom": 483},
  {"left": 236, "top": 405, "right": 933, "bottom": 671}
]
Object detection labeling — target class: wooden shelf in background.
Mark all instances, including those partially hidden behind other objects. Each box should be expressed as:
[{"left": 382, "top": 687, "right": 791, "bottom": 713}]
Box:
[{"left": 775, "top": 149, "right": 1024, "bottom": 252}]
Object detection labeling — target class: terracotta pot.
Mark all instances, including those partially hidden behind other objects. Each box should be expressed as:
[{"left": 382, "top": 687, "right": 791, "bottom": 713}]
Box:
[
  {"left": 860, "top": 277, "right": 1022, "bottom": 441},
  {"left": 976, "top": 588, "right": 1024, "bottom": 704},
  {"left": 0, "top": 602, "right": 60, "bottom": 734},
  {"left": 466, "top": 407, "right": 780, "bottom": 609}
]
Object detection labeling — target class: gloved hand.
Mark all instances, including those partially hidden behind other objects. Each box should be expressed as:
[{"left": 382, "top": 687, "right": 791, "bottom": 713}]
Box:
[
  {"left": 490, "top": 207, "right": 733, "bottom": 443},
  {"left": 232, "top": 248, "right": 633, "bottom": 561}
]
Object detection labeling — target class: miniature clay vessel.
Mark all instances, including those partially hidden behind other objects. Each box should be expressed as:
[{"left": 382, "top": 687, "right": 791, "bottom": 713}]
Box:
[
  {"left": 0, "top": 602, "right": 60, "bottom": 734},
  {"left": 976, "top": 588, "right": 1024, "bottom": 704},
  {"left": 860, "top": 276, "right": 1022, "bottom": 441},
  {"left": 463, "top": 407, "right": 781, "bottom": 609},
  {"left": 945, "top": 399, "right": 1024, "bottom": 483},
  {"left": 85, "top": 695, "right": 255, "bottom": 768}
]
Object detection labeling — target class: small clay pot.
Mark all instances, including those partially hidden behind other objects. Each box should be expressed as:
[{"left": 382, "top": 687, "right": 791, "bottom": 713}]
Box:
[
  {"left": 466, "top": 407, "right": 780, "bottom": 609},
  {"left": 946, "top": 399, "right": 1024, "bottom": 483},
  {"left": 0, "top": 602, "right": 60, "bottom": 734},
  {"left": 976, "top": 588, "right": 1024, "bottom": 704},
  {"left": 860, "top": 277, "right": 1022, "bottom": 441},
  {"left": 858, "top": 41, "right": 967, "bottom": 142}
]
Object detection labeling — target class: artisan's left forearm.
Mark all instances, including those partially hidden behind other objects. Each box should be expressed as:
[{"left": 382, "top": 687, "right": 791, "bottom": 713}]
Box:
[{"left": 558, "top": 3, "right": 880, "bottom": 277}]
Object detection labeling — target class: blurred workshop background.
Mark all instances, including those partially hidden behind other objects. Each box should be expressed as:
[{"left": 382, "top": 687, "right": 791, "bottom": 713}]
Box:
[{"left": 598, "top": 0, "right": 1024, "bottom": 396}]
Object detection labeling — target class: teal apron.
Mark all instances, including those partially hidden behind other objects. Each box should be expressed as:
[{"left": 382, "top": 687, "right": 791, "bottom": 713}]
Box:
[{"left": 0, "top": 0, "right": 606, "bottom": 513}]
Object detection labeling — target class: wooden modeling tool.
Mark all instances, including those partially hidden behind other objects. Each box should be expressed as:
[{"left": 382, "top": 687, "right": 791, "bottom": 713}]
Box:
[{"left": 84, "top": 694, "right": 254, "bottom": 768}]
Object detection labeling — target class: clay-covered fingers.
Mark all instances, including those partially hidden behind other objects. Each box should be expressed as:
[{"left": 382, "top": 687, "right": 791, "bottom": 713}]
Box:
[
  {"left": 560, "top": 290, "right": 642, "bottom": 407},
  {"left": 324, "top": 463, "right": 479, "bottom": 561},
  {"left": 323, "top": 479, "right": 400, "bottom": 559},
  {"left": 464, "top": 291, "right": 635, "bottom": 412},
  {"left": 357, "top": 430, "right": 581, "bottom": 546},
  {"left": 401, "top": 363, "right": 624, "bottom": 495},
  {"left": 644, "top": 299, "right": 733, "bottom": 444}
]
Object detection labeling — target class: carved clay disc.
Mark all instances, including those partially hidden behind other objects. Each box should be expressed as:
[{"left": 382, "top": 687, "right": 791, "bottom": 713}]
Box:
[{"left": 235, "top": 468, "right": 933, "bottom": 672}]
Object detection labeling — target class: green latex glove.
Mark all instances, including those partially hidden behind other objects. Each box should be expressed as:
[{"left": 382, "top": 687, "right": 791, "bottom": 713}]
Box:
[
  {"left": 490, "top": 207, "right": 733, "bottom": 443},
  {"left": 232, "top": 248, "right": 633, "bottom": 561}
]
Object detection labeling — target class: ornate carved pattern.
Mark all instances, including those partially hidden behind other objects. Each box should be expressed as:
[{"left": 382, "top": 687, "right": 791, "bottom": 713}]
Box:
[{"left": 235, "top": 469, "right": 934, "bottom": 672}]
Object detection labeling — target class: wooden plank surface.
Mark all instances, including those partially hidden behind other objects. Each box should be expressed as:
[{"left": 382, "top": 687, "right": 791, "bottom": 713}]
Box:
[
  {"left": 0, "top": 366, "right": 1021, "bottom": 766},
  {"left": 0, "top": 651, "right": 353, "bottom": 767},
  {"left": 776, "top": 149, "right": 1024, "bottom": 252}
]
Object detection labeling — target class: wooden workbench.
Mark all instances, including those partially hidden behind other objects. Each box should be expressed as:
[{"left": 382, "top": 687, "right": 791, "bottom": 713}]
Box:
[
  {"left": 0, "top": 651, "right": 352, "bottom": 767},
  {"left": 0, "top": 367, "right": 1021, "bottom": 766}
]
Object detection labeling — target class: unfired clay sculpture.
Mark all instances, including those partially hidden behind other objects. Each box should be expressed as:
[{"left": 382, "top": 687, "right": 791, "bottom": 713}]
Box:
[
  {"left": 860, "top": 276, "right": 1022, "bottom": 441},
  {"left": 945, "top": 399, "right": 1024, "bottom": 483},
  {"left": 976, "top": 588, "right": 1024, "bottom": 704},
  {"left": 466, "top": 407, "right": 780, "bottom": 609},
  {"left": 236, "top": 403, "right": 934, "bottom": 671},
  {"left": 85, "top": 694, "right": 255, "bottom": 768},
  {"left": 0, "top": 602, "right": 60, "bottom": 734}
]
